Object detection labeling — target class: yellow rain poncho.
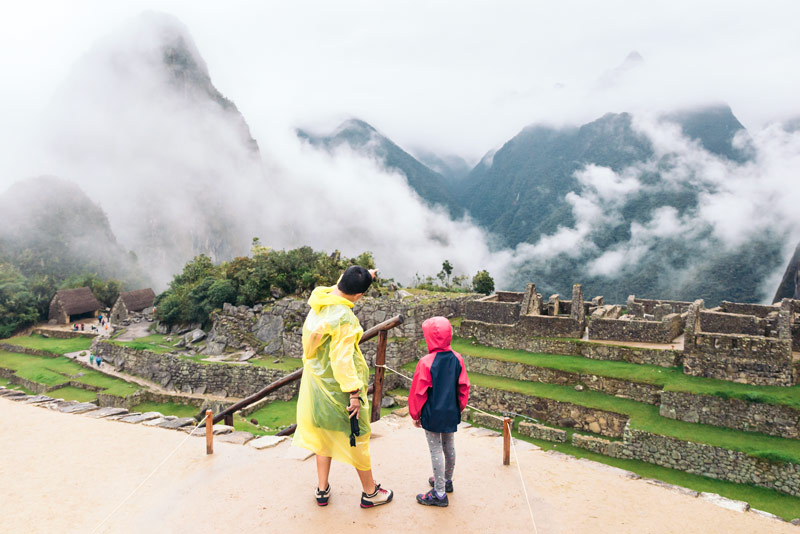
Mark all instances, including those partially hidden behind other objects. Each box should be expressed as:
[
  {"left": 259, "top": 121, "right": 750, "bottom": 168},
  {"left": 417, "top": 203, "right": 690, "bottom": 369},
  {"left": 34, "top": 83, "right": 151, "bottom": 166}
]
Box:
[{"left": 293, "top": 285, "right": 371, "bottom": 470}]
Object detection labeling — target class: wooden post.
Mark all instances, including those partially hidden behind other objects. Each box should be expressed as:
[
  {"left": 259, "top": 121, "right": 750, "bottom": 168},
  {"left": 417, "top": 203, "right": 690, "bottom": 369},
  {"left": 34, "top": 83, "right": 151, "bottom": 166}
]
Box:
[
  {"left": 503, "top": 418, "right": 511, "bottom": 465},
  {"left": 206, "top": 410, "right": 213, "bottom": 455},
  {"left": 371, "top": 330, "right": 388, "bottom": 423}
]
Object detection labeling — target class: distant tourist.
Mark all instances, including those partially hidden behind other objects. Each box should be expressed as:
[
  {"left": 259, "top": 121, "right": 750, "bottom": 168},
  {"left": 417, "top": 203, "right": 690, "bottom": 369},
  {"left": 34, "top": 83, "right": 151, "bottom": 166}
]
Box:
[
  {"left": 96, "top": 355, "right": 102, "bottom": 367},
  {"left": 98, "top": 314, "right": 103, "bottom": 324},
  {"left": 73, "top": 323, "right": 78, "bottom": 331},
  {"left": 89, "top": 353, "right": 96, "bottom": 365},
  {"left": 293, "top": 266, "right": 393, "bottom": 508},
  {"left": 80, "top": 323, "right": 85, "bottom": 331},
  {"left": 408, "top": 316, "right": 471, "bottom": 507}
]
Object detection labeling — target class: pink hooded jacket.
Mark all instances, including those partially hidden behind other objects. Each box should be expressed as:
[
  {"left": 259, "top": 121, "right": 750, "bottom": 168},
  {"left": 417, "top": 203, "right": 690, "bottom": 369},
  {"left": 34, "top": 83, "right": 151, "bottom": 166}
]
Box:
[{"left": 408, "top": 317, "right": 470, "bottom": 431}]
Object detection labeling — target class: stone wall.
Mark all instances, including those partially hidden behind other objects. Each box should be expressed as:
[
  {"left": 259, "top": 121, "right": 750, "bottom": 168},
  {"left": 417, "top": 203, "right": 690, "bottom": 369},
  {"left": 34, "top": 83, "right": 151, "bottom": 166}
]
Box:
[
  {"left": 464, "top": 296, "right": 520, "bottom": 325},
  {"left": 720, "top": 301, "right": 778, "bottom": 318},
  {"left": 462, "top": 355, "right": 662, "bottom": 404},
  {"left": 93, "top": 341, "right": 298, "bottom": 400},
  {"left": 683, "top": 299, "right": 796, "bottom": 386},
  {"left": 615, "top": 426, "right": 800, "bottom": 497},
  {"left": 627, "top": 297, "right": 692, "bottom": 317},
  {"left": 32, "top": 328, "right": 96, "bottom": 340},
  {"left": 571, "top": 433, "right": 615, "bottom": 455},
  {"left": 468, "top": 384, "right": 628, "bottom": 437},
  {"left": 517, "top": 421, "right": 567, "bottom": 442},
  {"left": 0, "top": 343, "right": 60, "bottom": 358},
  {"left": 588, "top": 314, "right": 683, "bottom": 343},
  {"left": 519, "top": 315, "right": 584, "bottom": 338},
  {"left": 700, "top": 310, "right": 768, "bottom": 336},
  {"left": 206, "top": 294, "right": 474, "bottom": 360},
  {"left": 459, "top": 320, "right": 681, "bottom": 367},
  {"left": 659, "top": 390, "right": 800, "bottom": 440}
]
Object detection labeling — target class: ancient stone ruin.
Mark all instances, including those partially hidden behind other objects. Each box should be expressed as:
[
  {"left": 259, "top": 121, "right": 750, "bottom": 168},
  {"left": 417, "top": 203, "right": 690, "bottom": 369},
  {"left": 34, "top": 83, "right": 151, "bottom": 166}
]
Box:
[
  {"left": 464, "top": 283, "right": 586, "bottom": 338},
  {"left": 588, "top": 296, "right": 691, "bottom": 344},
  {"left": 683, "top": 298, "right": 798, "bottom": 386}
]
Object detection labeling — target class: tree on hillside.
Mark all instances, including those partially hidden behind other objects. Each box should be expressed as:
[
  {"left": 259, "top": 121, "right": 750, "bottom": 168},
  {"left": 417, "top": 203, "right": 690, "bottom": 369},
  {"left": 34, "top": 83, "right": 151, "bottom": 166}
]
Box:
[
  {"left": 0, "top": 262, "right": 39, "bottom": 337},
  {"left": 440, "top": 260, "right": 453, "bottom": 286},
  {"left": 472, "top": 270, "right": 495, "bottom": 295}
]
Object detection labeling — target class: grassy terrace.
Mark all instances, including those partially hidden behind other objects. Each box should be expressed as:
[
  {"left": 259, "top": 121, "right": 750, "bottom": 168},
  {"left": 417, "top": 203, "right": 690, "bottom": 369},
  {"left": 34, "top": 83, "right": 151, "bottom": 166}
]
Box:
[
  {"left": 452, "top": 337, "right": 800, "bottom": 409},
  {"left": 111, "top": 334, "right": 176, "bottom": 354},
  {"left": 399, "top": 360, "right": 800, "bottom": 464},
  {"left": 0, "top": 350, "right": 139, "bottom": 398},
  {"left": 4, "top": 334, "right": 93, "bottom": 355}
]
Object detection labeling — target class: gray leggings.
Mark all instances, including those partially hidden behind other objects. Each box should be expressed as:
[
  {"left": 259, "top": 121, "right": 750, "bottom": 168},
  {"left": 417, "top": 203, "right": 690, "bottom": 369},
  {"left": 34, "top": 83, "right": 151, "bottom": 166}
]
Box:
[{"left": 425, "top": 430, "right": 456, "bottom": 494}]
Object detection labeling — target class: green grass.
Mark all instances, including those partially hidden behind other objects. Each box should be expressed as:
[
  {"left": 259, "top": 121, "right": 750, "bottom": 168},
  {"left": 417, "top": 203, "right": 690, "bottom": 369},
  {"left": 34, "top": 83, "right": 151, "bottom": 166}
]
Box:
[
  {"left": 3, "top": 334, "right": 93, "bottom": 355},
  {"left": 47, "top": 386, "right": 97, "bottom": 403},
  {"left": 400, "top": 358, "right": 800, "bottom": 465},
  {"left": 464, "top": 415, "right": 800, "bottom": 521},
  {"left": 0, "top": 350, "right": 139, "bottom": 397},
  {"left": 0, "top": 377, "right": 34, "bottom": 395},
  {"left": 246, "top": 398, "right": 298, "bottom": 429},
  {"left": 132, "top": 402, "right": 200, "bottom": 418},
  {"left": 112, "top": 334, "right": 176, "bottom": 354},
  {"left": 452, "top": 336, "right": 800, "bottom": 409}
]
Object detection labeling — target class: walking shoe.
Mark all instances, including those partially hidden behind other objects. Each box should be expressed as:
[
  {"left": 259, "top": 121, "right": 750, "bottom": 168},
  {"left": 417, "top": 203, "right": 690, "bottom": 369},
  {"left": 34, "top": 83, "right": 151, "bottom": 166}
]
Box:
[
  {"left": 428, "top": 477, "right": 453, "bottom": 493},
  {"left": 360, "top": 484, "right": 393, "bottom": 508},
  {"left": 315, "top": 484, "right": 331, "bottom": 506},
  {"left": 416, "top": 489, "right": 449, "bottom": 507}
]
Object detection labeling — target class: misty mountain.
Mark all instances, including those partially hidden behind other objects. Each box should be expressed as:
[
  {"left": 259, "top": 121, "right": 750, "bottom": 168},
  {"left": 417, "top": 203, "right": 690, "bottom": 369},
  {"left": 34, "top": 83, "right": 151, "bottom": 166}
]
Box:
[
  {"left": 773, "top": 241, "right": 800, "bottom": 302},
  {"left": 0, "top": 176, "right": 144, "bottom": 285},
  {"left": 40, "top": 12, "right": 267, "bottom": 287},
  {"left": 298, "top": 119, "right": 462, "bottom": 216},
  {"left": 459, "top": 104, "right": 781, "bottom": 304},
  {"left": 411, "top": 149, "right": 473, "bottom": 183}
]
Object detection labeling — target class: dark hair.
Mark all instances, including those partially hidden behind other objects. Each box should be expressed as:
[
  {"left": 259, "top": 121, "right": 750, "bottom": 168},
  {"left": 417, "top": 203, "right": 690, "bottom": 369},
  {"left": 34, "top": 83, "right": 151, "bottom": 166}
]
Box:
[{"left": 338, "top": 265, "right": 373, "bottom": 295}]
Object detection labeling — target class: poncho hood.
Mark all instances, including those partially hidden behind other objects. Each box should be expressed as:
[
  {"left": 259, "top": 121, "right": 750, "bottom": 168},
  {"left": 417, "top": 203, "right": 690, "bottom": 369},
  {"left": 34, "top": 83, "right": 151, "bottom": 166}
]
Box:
[
  {"left": 308, "top": 285, "right": 354, "bottom": 313},
  {"left": 422, "top": 316, "right": 453, "bottom": 353}
]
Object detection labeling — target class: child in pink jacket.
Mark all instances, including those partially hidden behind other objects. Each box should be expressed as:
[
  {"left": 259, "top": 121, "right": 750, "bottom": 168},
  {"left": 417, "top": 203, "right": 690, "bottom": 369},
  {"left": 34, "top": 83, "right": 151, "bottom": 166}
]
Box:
[{"left": 408, "top": 316, "right": 470, "bottom": 507}]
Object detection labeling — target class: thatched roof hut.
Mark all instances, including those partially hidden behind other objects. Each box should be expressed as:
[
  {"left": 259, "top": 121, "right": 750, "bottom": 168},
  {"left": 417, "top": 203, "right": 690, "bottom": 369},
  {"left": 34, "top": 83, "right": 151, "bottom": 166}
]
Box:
[
  {"left": 49, "top": 287, "right": 102, "bottom": 324},
  {"left": 111, "top": 288, "right": 156, "bottom": 322}
]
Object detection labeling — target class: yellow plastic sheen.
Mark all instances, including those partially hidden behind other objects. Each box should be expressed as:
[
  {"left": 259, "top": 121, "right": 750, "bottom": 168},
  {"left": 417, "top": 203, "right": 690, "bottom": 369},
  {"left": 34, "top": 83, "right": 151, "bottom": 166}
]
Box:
[{"left": 292, "top": 285, "right": 372, "bottom": 470}]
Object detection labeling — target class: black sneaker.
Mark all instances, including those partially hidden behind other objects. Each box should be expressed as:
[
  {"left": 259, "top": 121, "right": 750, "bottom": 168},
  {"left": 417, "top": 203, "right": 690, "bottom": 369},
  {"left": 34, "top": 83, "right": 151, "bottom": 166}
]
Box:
[
  {"left": 360, "top": 484, "right": 393, "bottom": 508},
  {"left": 416, "top": 489, "right": 449, "bottom": 507},
  {"left": 315, "top": 484, "right": 331, "bottom": 506},
  {"left": 428, "top": 477, "right": 453, "bottom": 493}
]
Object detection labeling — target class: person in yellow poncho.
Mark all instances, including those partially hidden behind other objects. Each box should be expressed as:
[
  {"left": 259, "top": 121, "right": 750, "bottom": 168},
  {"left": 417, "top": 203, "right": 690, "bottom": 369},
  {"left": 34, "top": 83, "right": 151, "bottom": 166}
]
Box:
[{"left": 293, "top": 265, "right": 394, "bottom": 509}]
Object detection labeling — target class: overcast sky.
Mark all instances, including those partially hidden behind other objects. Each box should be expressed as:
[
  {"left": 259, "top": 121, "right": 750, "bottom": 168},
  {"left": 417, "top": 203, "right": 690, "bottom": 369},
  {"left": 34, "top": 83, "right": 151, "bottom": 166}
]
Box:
[{"left": 1, "top": 0, "right": 799, "bottom": 177}]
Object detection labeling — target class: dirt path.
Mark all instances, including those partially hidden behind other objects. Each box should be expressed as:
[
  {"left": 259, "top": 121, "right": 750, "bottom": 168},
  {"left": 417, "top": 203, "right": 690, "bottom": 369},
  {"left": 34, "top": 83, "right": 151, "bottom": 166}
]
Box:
[
  {"left": 114, "top": 321, "right": 154, "bottom": 342},
  {"left": 0, "top": 397, "right": 792, "bottom": 534}
]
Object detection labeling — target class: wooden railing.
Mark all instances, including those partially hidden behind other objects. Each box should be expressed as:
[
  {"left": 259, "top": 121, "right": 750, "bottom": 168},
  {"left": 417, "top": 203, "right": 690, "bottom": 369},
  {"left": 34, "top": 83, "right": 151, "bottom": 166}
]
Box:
[{"left": 213, "top": 314, "right": 404, "bottom": 432}]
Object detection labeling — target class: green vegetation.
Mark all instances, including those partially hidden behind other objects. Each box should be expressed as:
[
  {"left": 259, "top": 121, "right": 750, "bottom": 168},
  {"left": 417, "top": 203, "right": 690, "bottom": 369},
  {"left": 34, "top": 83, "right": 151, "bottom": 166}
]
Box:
[
  {"left": 472, "top": 270, "right": 495, "bottom": 295},
  {"left": 4, "top": 334, "right": 93, "bottom": 355},
  {"left": 0, "top": 350, "right": 139, "bottom": 397},
  {"left": 156, "top": 244, "right": 376, "bottom": 327},
  {"left": 112, "top": 334, "right": 176, "bottom": 354},
  {"left": 0, "top": 262, "right": 39, "bottom": 337},
  {"left": 132, "top": 402, "right": 199, "bottom": 419},
  {"left": 452, "top": 337, "right": 800, "bottom": 409},
  {"left": 246, "top": 398, "right": 298, "bottom": 429},
  {"left": 399, "top": 357, "right": 800, "bottom": 464},
  {"left": 47, "top": 386, "right": 97, "bottom": 403}
]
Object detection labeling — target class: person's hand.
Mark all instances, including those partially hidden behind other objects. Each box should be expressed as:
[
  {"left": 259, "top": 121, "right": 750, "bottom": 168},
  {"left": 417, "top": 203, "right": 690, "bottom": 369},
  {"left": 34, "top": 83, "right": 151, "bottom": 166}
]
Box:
[
  {"left": 347, "top": 396, "right": 361, "bottom": 419},
  {"left": 368, "top": 269, "right": 378, "bottom": 280},
  {"left": 413, "top": 419, "right": 421, "bottom": 428}
]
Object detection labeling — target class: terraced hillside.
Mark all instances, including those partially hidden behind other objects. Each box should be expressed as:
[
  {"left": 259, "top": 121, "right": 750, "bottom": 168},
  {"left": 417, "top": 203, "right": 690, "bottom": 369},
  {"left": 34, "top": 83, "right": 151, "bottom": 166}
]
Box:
[{"left": 400, "top": 332, "right": 800, "bottom": 519}]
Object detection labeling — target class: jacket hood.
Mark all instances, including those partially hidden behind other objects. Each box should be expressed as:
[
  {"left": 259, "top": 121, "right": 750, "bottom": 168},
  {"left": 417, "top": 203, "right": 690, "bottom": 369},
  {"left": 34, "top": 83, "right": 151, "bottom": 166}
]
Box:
[
  {"left": 422, "top": 316, "right": 453, "bottom": 353},
  {"left": 307, "top": 285, "right": 354, "bottom": 313}
]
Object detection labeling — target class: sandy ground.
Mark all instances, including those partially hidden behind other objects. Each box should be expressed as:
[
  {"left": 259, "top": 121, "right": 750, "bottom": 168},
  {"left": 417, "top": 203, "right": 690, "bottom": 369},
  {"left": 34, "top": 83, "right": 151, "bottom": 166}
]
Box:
[{"left": 0, "top": 397, "right": 792, "bottom": 534}]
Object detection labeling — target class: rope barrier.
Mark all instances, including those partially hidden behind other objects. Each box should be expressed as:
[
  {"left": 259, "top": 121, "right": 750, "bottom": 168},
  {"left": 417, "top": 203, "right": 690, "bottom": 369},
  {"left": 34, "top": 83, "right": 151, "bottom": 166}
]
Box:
[
  {"left": 507, "top": 419, "right": 539, "bottom": 534},
  {"left": 91, "top": 415, "right": 208, "bottom": 533},
  {"left": 377, "top": 363, "right": 538, "bottom": 532}
]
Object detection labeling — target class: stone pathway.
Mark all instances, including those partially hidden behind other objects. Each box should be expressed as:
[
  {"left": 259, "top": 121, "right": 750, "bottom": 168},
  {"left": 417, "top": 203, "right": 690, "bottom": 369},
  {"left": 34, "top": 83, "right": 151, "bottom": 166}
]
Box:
[{"left": 1, "top": 386, "right": 795, "bottom": 534}]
